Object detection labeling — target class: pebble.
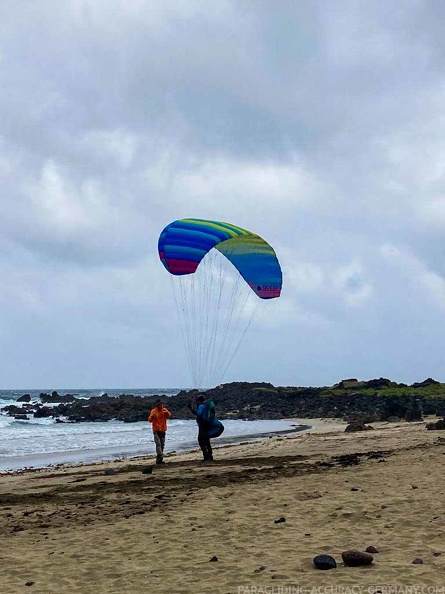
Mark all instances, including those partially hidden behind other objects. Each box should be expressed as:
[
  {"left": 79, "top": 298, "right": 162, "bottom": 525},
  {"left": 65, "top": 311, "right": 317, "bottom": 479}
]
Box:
[
  {"left": 365, "top": 546, "right": 379, "bottom": 554},
  {"left": 313, "top": 554, "right": 337, "bottom": 570},
  {"left": 141, "top": 467, "right": 153, "bottom": 475},
  {"left": 254, "top": 566, "right": 267, "bottom": 573},
  {"left": 342, "top": 550, "right": 374, "bottom": 566},
  {"left": 209, "top": 556, "right": 218, "bottom": 562},
  {"left": 274, "top": 517, "right": 286, "bottom": 524},
  {"left": 412, "top": 558, "right": 423, "bottom": 564}
]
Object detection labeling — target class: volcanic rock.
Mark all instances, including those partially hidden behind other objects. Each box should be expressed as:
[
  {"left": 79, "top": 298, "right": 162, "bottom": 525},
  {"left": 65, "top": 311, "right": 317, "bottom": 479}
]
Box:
[
  {"left": 341, "top": 550, "right": 374, "bottom": 566},
  {"left": 426, "top": 418, "right": 445, "bottom": 430},
  {"left": 412, "top": 378, "right": 439, "bottom": 388},
  {"left": 345, "top": 423, "right": 373, "bottom": 432},
  {"left": 313, "top": 554, "right": 337, "bottom": 570}
]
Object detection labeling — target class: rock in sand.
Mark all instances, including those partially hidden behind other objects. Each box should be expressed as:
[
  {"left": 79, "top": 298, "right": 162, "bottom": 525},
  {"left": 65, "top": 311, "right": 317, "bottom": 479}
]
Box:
[
  {"left": 342, "top": 550, "right": 374, "bottom": 566},
  {"left": 313, "top": 554, "right": 337, "bottom": 570}
]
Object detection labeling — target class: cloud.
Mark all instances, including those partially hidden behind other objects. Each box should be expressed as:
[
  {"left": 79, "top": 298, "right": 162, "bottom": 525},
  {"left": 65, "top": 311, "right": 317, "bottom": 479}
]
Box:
[
  {"left": 381, "top": 243, "right": 445, "bottom": 311},
  {"left": 2, "top": 0, "right": 445, "bottom": 386}
]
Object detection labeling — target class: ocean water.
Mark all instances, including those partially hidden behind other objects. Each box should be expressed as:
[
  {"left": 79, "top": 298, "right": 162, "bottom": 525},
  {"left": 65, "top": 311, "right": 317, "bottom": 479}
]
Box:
[{"left": 0, "top": 389, "right": 299, "bottom": 471}]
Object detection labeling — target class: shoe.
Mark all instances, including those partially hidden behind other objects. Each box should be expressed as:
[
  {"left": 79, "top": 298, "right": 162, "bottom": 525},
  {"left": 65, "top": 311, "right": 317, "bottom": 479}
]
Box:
[{"left": 156, "top": 459, "right": 165, "bottom": 464}]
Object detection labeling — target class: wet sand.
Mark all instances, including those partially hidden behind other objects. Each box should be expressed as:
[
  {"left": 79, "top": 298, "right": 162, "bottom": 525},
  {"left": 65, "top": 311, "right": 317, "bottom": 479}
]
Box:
[{"left": 1, "top": 418, "right": 445, "bottom": 592}]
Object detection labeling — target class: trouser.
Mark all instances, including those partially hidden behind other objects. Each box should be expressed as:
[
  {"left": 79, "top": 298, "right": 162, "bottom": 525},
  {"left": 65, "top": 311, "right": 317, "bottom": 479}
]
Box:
[
  {"left": 153, "top": 431, "right": 166, "bottom": 462},
  {"left": 198, "top": 425, "right": 213, "bottom": 461}
]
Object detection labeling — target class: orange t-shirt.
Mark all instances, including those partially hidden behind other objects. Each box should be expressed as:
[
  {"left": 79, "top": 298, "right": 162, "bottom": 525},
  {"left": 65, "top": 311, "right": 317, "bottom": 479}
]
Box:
[{"left": 148, "top": 407, "right": 172, "bottom": 432}]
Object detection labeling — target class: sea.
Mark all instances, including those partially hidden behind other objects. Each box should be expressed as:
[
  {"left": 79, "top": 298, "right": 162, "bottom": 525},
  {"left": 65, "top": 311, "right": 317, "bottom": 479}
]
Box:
[{"left": 0, "top": 388, "right": 300, "bottom": 472}]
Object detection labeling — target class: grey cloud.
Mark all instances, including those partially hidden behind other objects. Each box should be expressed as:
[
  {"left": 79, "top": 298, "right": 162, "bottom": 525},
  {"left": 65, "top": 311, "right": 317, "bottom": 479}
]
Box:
[{"left": 2, "top": 0, "right": 445, "bottom": 387}]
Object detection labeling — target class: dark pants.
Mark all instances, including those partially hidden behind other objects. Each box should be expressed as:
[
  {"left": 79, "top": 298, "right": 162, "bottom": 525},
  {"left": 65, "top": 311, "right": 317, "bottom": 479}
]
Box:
[
  {"left": 153, "top": 430, "right": 166, "bottom": 462},
  {"left": 198, "top": 424, "right": 213, "bottom": 461}
]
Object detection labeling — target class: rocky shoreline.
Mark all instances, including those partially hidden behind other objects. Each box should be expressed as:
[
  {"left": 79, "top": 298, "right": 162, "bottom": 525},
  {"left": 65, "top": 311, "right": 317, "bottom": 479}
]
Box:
[{"left": 2, "top": 376, "right": 445, "bottom": 424}]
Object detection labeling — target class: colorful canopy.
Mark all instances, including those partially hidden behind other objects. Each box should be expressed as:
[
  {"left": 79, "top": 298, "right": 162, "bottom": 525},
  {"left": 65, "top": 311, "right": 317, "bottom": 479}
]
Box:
[{"left": 158, "top": 218, "right": 282, "bottom": 299}]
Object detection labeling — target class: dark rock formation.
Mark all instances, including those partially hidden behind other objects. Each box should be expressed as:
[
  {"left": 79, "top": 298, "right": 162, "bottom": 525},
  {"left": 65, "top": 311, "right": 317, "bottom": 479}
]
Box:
[
  {"left": 3, "top": 378, "right": 445, "bottom": 424},
  {"left": 34, "top": 406, "right": 53, "bottom": 418},
  {"left": 313, "top": 554, "right": 337, "bottom": 570},
  {"left": 17, "top": 394, "right": 31, "bottom": 403},
  {"left": 365, "top": 378, "right": 392, "bottom": 389},
  {"left": 2, "top": 405, "right": 30, "bottom": 416},
  {"left": 345, "top": 423, "right": 373, "bottom": 432},
  {"left": 426, "top": 418, "right": 445, "bottom": 430},
  {"left": 40, "top": 392, "right": 77, "bottom": 403},
  {"left": 412, "top": 378, "right": 439, "bottom": 388},
  {"left": 341, "top": 550, "right": 374, "bottom": 566}
]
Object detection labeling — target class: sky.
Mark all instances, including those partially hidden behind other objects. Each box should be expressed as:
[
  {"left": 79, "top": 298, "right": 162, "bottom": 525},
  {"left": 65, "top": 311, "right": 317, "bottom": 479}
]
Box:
[{"left": 2, "top": 0, "right": 445, "bottom": 389}]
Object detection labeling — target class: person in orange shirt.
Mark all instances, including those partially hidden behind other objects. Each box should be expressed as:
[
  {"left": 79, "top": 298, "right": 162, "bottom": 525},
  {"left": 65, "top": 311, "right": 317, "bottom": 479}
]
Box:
[{"left": 148, "top": 399, "right": 172, "bottom": 464}]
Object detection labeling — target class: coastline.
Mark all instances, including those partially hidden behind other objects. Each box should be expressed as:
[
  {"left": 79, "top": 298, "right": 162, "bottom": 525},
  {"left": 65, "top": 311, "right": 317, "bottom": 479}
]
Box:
[{"left": 0, "top": 420, "right": 312, "bottom": 473}]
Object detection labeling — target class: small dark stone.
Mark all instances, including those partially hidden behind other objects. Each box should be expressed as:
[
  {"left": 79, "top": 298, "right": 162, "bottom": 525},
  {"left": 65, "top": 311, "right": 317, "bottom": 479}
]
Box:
[
  {"left": 350, "top": 487, "right": 359, "bottom": 491},
  {"left": 412, "top": 485, "right": 418, "bottom": 489},
  {"left": 342, "top": 550, "right": 374, "bottom": 566},
  {"left": 25, "top": 582, "right": 34, "bottom": 587},
  {"left": 104, "top": 469, "right": 116, "bottom": 476},
  {"left": 365, "top": 546, "right": 379, "bottom": 554},
  {"left": 209, "top": 556, "right": 218, "bottom": 562},
  {"left": 254, "top": 566, "right": 267, "bottom": 573},
  {"left": 412, "top": 558, "right": 423, "bottom": 564},
  {"left": 433, "top": 552, "right": 442, "bottom": 557},
  {"left": 142, "top": 466, "right": 153, "bottom": 475},
  {"left": 313, "top": 554, "right": 337, "bottom": 570},
  {"left": 274, "top": 517, "right": 286, "bottom": 524}
]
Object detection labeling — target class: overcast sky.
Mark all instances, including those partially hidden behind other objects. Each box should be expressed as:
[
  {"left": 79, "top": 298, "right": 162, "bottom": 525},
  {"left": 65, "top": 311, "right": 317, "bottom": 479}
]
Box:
[{"left": 2, "top": 0, "right": 445, "bottom": 389}]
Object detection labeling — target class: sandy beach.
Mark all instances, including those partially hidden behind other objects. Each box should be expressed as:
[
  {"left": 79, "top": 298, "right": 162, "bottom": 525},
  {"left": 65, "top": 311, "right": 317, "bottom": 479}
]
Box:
[{"left": 1, "top": 418, "right": 445, "bottom": 593}]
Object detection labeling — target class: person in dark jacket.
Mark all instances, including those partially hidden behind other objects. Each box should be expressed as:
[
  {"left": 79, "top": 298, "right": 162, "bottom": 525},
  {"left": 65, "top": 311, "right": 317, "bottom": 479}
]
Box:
[{"left": 187, "top": 394, "right": 214, "bottom": 461}]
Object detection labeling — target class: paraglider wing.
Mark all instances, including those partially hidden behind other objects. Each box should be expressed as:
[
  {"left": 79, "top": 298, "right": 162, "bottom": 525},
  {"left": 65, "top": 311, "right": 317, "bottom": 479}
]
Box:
[{"left": 158, "top": 218, "right": 282, "bottom": 298}]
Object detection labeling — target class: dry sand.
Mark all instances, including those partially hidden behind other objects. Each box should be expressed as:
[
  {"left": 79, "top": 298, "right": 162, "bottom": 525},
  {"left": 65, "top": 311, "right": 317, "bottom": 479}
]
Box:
[{"left": 1, "top": 418, "right": 445, "bottom": 593}]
